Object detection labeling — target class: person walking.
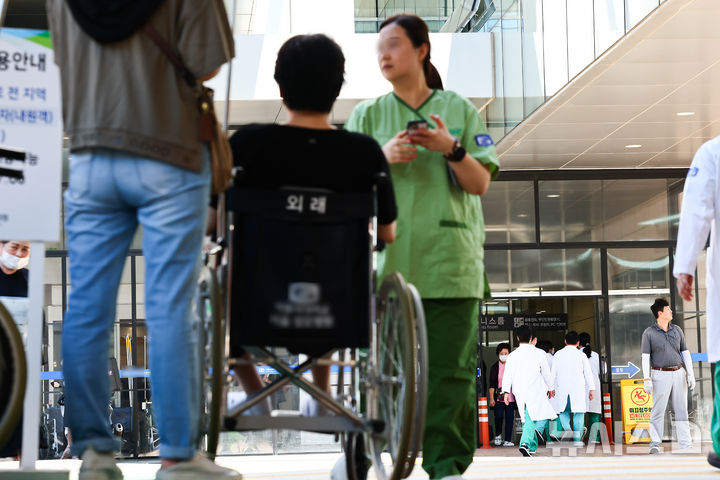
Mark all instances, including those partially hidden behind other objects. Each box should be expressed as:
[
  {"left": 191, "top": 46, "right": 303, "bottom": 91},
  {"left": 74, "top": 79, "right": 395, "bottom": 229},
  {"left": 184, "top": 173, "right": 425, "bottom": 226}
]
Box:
[
  {"left": 502, "top": 326, "right": 557, "bottom": 457},
  {"left": 47, "top": 1, "right": 238, "bottom": 479},
  {"left": 642, "top": 298, "right": 696, "bottom": 454},
  {"left": 674, "top": 137, "right": 720, "bottom": 468},
  {"left": 488, "top": 343, "right": 515, "bottom": 447},
  {"left": 344, "top": 13, "right": 499, "bottom": 480},
  {"left": 578, "top": 332, "right": 602, "bottom": 443},
  {"left": 550, "top": 331, "right": 595, "bottom": 446}
]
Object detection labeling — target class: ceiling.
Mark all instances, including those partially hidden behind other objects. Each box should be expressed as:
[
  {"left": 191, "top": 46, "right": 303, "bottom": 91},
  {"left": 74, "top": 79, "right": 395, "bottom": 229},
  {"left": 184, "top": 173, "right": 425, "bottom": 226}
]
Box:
[{"left": 497, "top": 0, "right": 720, "bottom": 170}]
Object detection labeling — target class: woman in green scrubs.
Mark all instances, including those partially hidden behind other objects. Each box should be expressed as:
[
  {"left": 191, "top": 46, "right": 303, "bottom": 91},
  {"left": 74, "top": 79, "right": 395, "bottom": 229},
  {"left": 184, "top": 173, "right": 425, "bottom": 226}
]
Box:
[{"left": 345, "top": 13, "right": 499, "bottom": 480}]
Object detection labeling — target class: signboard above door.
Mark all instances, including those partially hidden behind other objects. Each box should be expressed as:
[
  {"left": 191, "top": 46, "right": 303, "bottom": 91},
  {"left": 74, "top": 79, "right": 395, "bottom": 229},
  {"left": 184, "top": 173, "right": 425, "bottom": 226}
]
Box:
[{"left": 479, "top": 314, "right": 568, "bottom": 331}]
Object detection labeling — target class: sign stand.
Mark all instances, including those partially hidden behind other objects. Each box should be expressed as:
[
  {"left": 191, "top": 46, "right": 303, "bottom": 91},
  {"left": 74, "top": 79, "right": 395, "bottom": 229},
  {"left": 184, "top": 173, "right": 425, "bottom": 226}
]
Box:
[
  {"left": 19, "top": 242, "right": 43, "bottom": 470},
  {"left": 0, "top": 24, "right": 67, "bottom": 479}
]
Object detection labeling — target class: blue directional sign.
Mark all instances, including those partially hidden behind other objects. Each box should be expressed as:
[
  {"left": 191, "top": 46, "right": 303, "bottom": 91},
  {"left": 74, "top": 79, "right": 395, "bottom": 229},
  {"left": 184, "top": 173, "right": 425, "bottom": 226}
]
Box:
[{"left": 611, "top": 361, "right": 640, "bottom": 378}]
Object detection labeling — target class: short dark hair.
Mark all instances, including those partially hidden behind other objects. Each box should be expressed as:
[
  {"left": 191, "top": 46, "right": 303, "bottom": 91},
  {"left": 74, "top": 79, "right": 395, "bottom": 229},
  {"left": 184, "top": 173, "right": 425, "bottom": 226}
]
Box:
[
  {"left": 496, "top": 342, "right": 511, "bottom": 356},
  {"left": 650, "top": 298, "right": 669, "bottom": 319},
  {"left": 516, "top": 325, "right": 534, "bottom": 343},
  {"left": 565, "top": 330, "right": 579, "bottom": 345},
  {"left": 274, "top": 34, "right": 345, "bottom": 113},
  {"left": 536, "top": 340, "right": 552, "bottom": 353}
]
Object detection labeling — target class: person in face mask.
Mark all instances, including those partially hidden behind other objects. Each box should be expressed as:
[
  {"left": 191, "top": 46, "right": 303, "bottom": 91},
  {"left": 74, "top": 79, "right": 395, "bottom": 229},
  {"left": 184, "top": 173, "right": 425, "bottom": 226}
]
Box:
[
  {"left": 0, "top": 240, "right": 30, "bottom": 297},
  {"left": 488, "top": 343, "right": 516, "bottom": 446}
]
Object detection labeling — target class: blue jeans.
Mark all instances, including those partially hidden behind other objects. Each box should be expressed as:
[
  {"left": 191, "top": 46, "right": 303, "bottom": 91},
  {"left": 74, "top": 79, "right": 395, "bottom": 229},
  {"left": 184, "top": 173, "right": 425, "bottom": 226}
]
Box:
[
  {"left": 62, "top": 148, "right": 210, "bottom": 459},
  {"left": 558, "top": 395, "right": 585, "bottom": 442}
]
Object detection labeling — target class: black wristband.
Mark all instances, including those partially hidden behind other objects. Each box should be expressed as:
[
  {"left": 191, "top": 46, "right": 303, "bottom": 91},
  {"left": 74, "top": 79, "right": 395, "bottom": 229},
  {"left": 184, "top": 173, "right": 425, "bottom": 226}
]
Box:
[{"left": 444, "top": 137, "right": 466, "bottom": 162}]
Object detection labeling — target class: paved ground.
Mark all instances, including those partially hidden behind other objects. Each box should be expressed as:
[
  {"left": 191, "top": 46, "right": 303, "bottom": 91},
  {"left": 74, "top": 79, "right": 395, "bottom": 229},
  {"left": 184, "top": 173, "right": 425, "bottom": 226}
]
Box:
[{"left": 1, "top": 443, "right": 718, "bottom": 479}]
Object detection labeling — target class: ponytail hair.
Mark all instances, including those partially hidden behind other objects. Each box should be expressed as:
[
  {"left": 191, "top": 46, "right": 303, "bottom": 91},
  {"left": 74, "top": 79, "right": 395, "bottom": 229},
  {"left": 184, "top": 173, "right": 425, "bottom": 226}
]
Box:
[
  {"left": 380, "top": 14, "right": 444, "bottom": 90},
  {"left": 578, "top": 332, "right": 592, "bottom": 358},
  {"left": 425, "top": 62, "right": 444, "bottom": 90}
]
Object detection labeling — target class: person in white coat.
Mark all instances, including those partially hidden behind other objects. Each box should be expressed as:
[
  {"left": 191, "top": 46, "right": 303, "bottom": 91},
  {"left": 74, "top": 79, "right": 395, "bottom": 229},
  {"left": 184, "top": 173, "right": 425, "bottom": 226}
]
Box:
[
  {"left": 674, "top": 139, "right": 720, "bottom": 469},
  {"left": 550, "top": 331, "right": 595, "bottom": 446},
  {"left": 578, "top": 332, "right": 602, "bottom": 443},
  {"left": 502, "top": 325, "right": 557, "bottom": 457}
]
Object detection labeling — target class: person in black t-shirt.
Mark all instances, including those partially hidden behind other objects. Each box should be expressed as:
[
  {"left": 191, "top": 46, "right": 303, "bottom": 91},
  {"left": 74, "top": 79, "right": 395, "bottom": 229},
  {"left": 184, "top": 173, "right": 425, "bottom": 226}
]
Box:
[
  {"left": 0, "top": 240, "right": 30, "bottom": 298},
  {"left": 215, "top": 34, "right": 398, "bottom": 415}
]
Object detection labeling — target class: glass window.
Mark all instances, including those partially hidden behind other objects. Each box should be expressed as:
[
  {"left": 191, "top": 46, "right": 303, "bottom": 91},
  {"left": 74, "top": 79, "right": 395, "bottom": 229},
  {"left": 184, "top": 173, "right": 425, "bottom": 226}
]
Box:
[
  {"left": 483, "top": 181, "right": 535, "bottom": 244},
  {"left": 539, "top": 248, "right": 601, "bottom": 292},
  {"left": 542, "top": 0, "right": 569, "bottom": 96},
  {"left": 486, "top": 248, "right": 601, "bottom": 295},
  {"left": 539, "top": 179, "right": 673, "bottom": 242},
  {"left": 625, "top": 0, "right": 660, "bottom": 31},
  {"left": 566, "top": 0, "right": 595, "bottom": 78},
  {"left": 607, "top": 248, "right": 669, "bottom": 292},
  {"left": 521, "top": 0, "right": 545, "bottom": 116},
  {"left": 501, "top": 0, "right": 523, "bottom": 132},
  {"left": 594, "top": 0, "right": 625, "bottom": 56}
]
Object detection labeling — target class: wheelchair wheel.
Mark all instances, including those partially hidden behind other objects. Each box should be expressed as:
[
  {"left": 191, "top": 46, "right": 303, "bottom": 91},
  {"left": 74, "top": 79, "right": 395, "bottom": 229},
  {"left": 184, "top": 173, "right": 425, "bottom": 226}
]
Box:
[
  {"left": 0, "top": 301, "right": 26, "bottom": 450},
  {"left": 367, "top": 272, "right": 417, "bottom": 480},
  {"left": 344, "top": 432, "right": 370, "bottom": 480},
  {"left": 196, "top": 265, "right": 226, "bottom": 459},
  {"left": 402, "top": 284, "right": 427, "bottom": 478}
]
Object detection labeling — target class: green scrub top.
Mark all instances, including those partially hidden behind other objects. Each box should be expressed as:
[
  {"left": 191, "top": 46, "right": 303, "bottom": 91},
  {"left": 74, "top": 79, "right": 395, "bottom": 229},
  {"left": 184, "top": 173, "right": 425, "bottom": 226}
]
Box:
[{"left": 345, "top": 89, "right": 500, "bottom": 299}]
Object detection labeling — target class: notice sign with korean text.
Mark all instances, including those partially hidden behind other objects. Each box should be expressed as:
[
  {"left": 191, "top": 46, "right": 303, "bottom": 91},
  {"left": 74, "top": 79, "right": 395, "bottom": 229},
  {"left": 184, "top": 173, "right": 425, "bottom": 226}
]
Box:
[
  {"left": 620, "top": 378, "right": 653, "bottom": 444},
  {"left": 0, "top": 28, "right": 62, "bottom": 241}
]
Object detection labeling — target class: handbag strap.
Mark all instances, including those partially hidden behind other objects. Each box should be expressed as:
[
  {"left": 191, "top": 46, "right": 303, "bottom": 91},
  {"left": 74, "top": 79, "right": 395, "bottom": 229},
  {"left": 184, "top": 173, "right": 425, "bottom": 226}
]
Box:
[{"left": 144, "top": 24, "right": 197, "bottom": 88}]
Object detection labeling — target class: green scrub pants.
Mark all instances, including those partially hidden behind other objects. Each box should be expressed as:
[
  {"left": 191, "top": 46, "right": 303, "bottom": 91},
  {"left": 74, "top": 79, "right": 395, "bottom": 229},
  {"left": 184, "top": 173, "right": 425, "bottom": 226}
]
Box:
[
  {"left": 421, "top": 298, "right": 478, "bottom": 480},
  {"left": 713, "top": 363, "right": 720, "bottom": 456},
  {"left": 586, "top": 412, "right": 601, "bottom": 442},
  {"left": 557, "top": 396, "right": 585, "bottom": 442},
  {"left": 521, "top": 408, "right": 549, "bottom": 452}
]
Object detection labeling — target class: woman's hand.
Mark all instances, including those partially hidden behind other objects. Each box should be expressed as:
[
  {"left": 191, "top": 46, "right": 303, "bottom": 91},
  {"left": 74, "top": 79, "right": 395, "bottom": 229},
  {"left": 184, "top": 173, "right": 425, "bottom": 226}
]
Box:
[
  {"left": 407, "top": 114, "right": 456, "bottom": 154},
  {"left": 489, "top": 397, "right": 496, "bottom": 407},
  {"left": 382, "top": 130, "right": 417, "bottom": 164}
]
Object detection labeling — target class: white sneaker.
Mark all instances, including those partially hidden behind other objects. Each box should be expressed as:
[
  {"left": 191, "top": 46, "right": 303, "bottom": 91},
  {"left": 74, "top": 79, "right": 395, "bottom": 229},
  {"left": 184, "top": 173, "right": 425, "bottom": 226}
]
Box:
[
  {"left": 649, "top": 446, "right": 661, "bottom": 454},
  {"left": 330, "top": 455, "right": 347, "bottom": 480},
  {"left": 503, "top": 441, "right": 515, "bottom": 447},
  {"left": 439, "top": 476, "right": 465, "bottom": 480},
  {"left": 573, "top": 441, "right": 584, "bottom": 448},
  {"left": 493, "top": 434, "right": 502, "bottom": 446},
  {"left": 78, "top": 447, "right": 122, "bottom": 480},
  {"left": 156, "top": 452, "right": 242, "bottom": 479}
]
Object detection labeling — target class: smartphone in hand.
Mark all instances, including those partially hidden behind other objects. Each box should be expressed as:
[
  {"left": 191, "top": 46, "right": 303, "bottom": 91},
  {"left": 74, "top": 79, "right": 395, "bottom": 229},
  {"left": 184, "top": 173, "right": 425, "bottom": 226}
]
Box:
[{"left": 406, "top": 120, "right": 428, "bottom": 136}]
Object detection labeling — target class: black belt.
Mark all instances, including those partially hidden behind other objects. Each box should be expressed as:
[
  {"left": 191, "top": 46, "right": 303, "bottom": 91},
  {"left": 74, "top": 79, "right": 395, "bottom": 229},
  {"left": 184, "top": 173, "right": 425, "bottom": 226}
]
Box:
[{"left": 652, "top": 365, "right": 682, "bottom": 371}]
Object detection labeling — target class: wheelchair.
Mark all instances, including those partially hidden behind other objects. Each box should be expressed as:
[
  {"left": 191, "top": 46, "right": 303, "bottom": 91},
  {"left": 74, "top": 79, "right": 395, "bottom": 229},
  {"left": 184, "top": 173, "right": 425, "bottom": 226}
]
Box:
[{"left": 195, "top": 175, "right": 428, "bottom": 480}]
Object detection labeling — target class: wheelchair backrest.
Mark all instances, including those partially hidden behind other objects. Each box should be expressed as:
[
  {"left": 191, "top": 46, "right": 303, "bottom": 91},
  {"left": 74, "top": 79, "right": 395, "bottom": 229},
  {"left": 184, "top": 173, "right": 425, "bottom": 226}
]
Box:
[{"left": 227, "top": 187, "right": 375, "bottom": 355}]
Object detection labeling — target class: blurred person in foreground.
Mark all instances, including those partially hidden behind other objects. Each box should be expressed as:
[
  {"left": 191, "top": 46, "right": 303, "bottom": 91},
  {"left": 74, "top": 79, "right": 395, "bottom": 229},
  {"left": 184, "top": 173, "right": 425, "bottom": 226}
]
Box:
[{"left": 47, "top": 0, "right": 238, "bottom": 478}]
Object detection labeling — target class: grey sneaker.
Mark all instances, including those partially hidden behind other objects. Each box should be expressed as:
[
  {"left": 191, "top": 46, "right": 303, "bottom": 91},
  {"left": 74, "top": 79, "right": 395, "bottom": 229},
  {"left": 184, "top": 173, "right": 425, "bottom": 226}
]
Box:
[
  {"left": 156, "top": 452, "right": 242, "bottom": 480},
  {"left": 78, "top": 446, "right": 122, "bottom": 480},
  {"left": 649, "top": 446, "right": 661, "bottom": 454}
]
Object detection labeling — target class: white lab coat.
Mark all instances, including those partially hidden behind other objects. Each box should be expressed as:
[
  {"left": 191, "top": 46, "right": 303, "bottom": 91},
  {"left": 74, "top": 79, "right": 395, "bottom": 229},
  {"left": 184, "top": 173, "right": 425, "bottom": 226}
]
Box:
[
  {"left": 585, "top": 351, "right": 602, "bottom": 414},
  {"left": 550, "top": 345, "right": 595, "bottom": 413},
  {"left": 502, "top": 344, "right": 557, "bottom": 422},
  {"left": 546, "top": 352, "right": 554, "bottom": 371},
  {"left": 674, "top": 137, "right": 720, "bottom": 362}
]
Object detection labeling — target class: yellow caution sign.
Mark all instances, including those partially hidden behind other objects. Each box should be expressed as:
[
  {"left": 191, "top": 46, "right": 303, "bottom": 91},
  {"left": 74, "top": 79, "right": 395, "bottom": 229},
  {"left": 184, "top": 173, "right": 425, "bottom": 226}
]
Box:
[{"left": 620, "top": 378, "right": 653, "bottom": 443}]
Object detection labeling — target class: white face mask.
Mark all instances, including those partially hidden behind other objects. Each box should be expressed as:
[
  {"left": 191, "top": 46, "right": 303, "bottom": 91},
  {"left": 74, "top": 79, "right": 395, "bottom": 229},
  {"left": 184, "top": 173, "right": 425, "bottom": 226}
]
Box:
[
  {"left": 0, "top": 249, "right": 29, "bottom": 271},
  {"left": 499, "top": 354, "right": 508, "bottom": 362}
]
